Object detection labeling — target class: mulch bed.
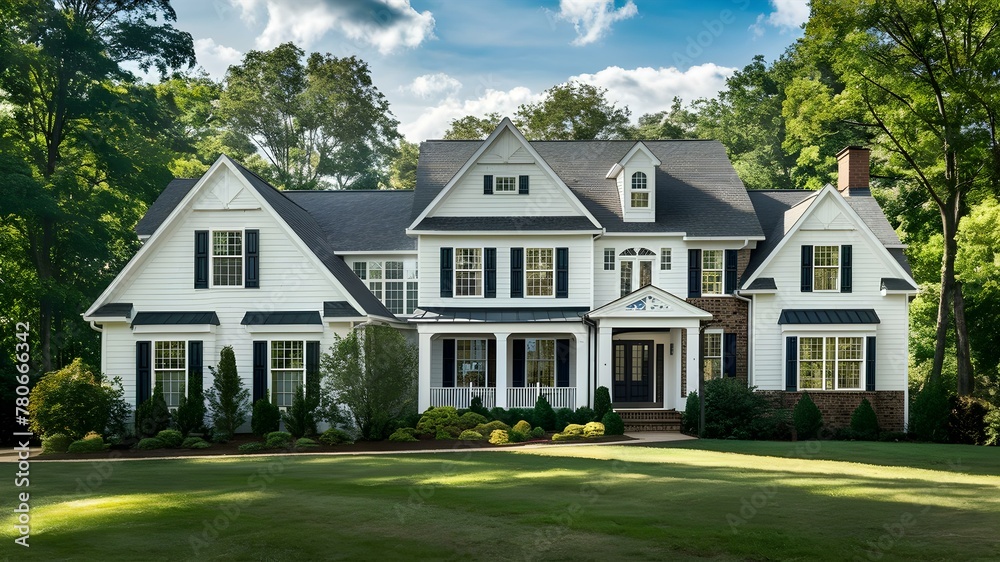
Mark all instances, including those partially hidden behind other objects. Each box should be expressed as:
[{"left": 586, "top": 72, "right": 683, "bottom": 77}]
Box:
[{"left": 35, "top": 433, "right": 636, "bottom": 461}]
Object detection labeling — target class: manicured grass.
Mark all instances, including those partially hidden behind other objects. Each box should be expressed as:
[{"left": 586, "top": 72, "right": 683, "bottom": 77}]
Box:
[{"left": 2, "top": 441, "right": 998, "bottom": 560}]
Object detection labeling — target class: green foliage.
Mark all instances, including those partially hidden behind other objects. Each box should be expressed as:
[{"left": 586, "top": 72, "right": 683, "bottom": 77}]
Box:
[
  {"left": 985, "top": 409, "right": 1000, "bottom": 446},
  {"left": 632, "top": 97, "right": 701, "bottom": 140},
  {"left": 181, "top": 437, "right": 209, "bottom": 449},
  {"left": 458, "top": 430, "right": 484, "bottom": 441},
  {"left": 560, "top": 424, "right": 586, "bottom": 436},
  {"left": 67, "top": 434, "right": 105, "bottom": 454},
  {"left": 206, "top": 346, "right": 251, "bottom": 439},
  {"left": 319, "top": 428, "right": 355, "bottom": 445},
  {"left": 850, "top": 399, "right": 880, "bottom": 440},
  {"left": 947, "top": 396, "right": 990, "bottom": 445},
  {"left": 910, "top": 378, "right": 951, "bottom": 442},
  {"left": 750, "top": 409, "right": 793, "bottom": 441},
  {"left": 435, "top": 426, "right": 461, "bottom": 440},
  {"left": 238, "top": 442, "right": 268, "bottom": 454},
  {"left": 554, "top": 408, "right": 574, "bottom": 431},
  {"left": 474, "top": 421, "right": 511, "bottom": 436},
  {"left": 594, "top": 387, "right": 612, "bottom": 422},
  {"left": 458, "top": 412, "right": 489, "bottom": 430},
  {"left": 135, "top": 383, "right": 172, "bottom": 438},
  {"left": 513, "top": 420, "right": 532, "bottom": 434},
  {"left": 534, "top": 395, "right": 556, "bottom": 431},
  {"left": 295, "top": 437, "right": 319, "bottom": 449},
  {"left": 583, "top": 422, "right": 605, "bottom": 438},
  {"left": 321, "top": 325, "right": 417, "bottom": 440},
  {"left": 552, "top": 432, "right": 581, "bottom": 442},
  {"left": 265, "top": 431, "right": 294, "bottom": 449},
  {"left": 211, "top": 430, "right": 232, "bottom": 444},
  {"left": 488, "top": 407, "right": 507, "bottom": 423},
  {"left": 468, "top": 396, "right": 491, "bottom": 419},
  {"left": 27, "top": 359, "right": 121, "bottom": 439},
  {"left": 416, "top": 407, "right": 459, "bottom": 437},
  {"left": 601, "top": 412, "right": 625, "bottom": 436},
  {"left": 136, "top": 438, "right": 164, "bottom": 451},
  {"left": 507, "top": 430, "right": 528, "bottom": 443},
  {"left": 388, "top": 428, "right": 419, "bottom": 442},
  {"left": 252, "top": 398, "right": 282, "bottom": 437},
  {"left": 282, "top": 386, "right": 318, "bottom": 438},
  {"left": 389, "top": 139, "right": 418, "bottom": 189},
  {"left": 173, "top": 392, "right": 206, "bottom": 438},
  {"left": 42, "top": 433, "right": 73, "bottom": 454},
  {"left": 488, "top": 429, "right": 509, "bottom": 445},
  {"left": 517, "top": 82, "right": 631, "bottom": 140},
  {"left": 682, "top": 391, "right": 700, "bottom": 434},
  {"left": 443, "top": 113, "right": 503, "bottom": 140},
  {"left": 155, "top": 429, "right": 184, "bottom": 448},
  {"left": 574, "top": 407, "right": 596, "bottom": 425},
  {"left": 793, "top": 394, "right": 824, "bottom": 440},
  {"left": 530, "top": 426, "right": 545, "bottom": 439},
  {"left": 702, "top": 379, "right": 771, "bottom": 440}
]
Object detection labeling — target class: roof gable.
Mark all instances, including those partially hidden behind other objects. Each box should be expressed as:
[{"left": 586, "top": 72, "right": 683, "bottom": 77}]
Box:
[{"left": 588, "top": 285, "right": 712, "bottom": 319}]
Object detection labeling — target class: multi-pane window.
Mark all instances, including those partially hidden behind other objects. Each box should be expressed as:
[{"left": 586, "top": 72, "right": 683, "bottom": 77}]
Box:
[
  {"left": 814, "top": 246, "right": 840, "bottom": 291},
  {"left": 384, "top": 261, "right": 404, "bottom": 313},
  {"left": 495, "top": 176, "right": 517, "bottom": 193},
  {"left": 367, "top": 261, "right": 383, "bottom": 300},
  {"left": 660, "top": 248, "right": 672, "bottom": 270},
  {"left": 526, "top": 248, "right": 554, "bottom": 297},
  {"left": 456, "top": 339, "right": 488, "bottom": 387},
  {"left": 798, "top": 336, "right": 863, "bottom": 390},
  {"left": 455, "top": 248, "right": 482, "bottom": 297},
  {"left": 619, "top": 248, "right": 655, "bottom": 296},
  {"left": 630, "top": 172, "right": 649, "bottom": 208},
  {"left": 702, "top": 250, "right": 724, "bottom": 295},
  {"left": 271, "top": 341, "right": 304, "bottom": 408},
  {"left": 620, "top": 260, "right": 633, "bottom": 297},
  {"left": 353, "top": 260, "right": 419, "bottom": 314},
  {"left": 154, "top": 341, "right": 186, "bottom": 408},
  {"left": 211, "top": 230, "right": 243, "bottom": 287},
  {"left": 703, "top": 333, "right": 722, "bottom": 380},
  {"left": 353, "top": 262, "right": 367, "bottom": 279},
  {"left": 604, "top": 248, "right": 615, "bottom": 271},
  {"left": 526, "top": 338, "right": 555, "bottom": 386}
]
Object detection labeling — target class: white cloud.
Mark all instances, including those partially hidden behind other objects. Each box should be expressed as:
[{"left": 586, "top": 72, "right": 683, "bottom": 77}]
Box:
[
  {"left": 556, "top": 0, "right": 638, "bottom": 46},
  {"left": 230, "top": 0, "right": 435, "bottom": 54},
  {"left": 193, "top": 38, "right": 243, "bottom": 78},
  {"left": 570, "top": 63, "right": 737, "bottom": 118},
  {"left": 400, "top": 87, "right": 543, "bottom": 142},
  {"left": 751, "top": 0, "right": 810, "bottom": 37},
  {"left": 400, "top": 73, "right": 463, "bottom": 99}
]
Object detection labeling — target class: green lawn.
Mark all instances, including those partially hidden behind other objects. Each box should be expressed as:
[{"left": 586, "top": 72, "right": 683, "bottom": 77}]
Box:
[{"left": 2, "top": 440, "right": 998, "bottom": 560}]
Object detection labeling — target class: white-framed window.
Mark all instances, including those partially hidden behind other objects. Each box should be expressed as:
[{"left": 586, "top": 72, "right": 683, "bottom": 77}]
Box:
[
  {"left": 603, "top": 248, "right": 615, "bottom": 270},
  {"left": 703, "top": 332, "right": 722, "bottom": 381},
  {"left": 619, "top": 247, "right": 655, "bottom": 297},
  {"left": 799, "top": 336, "right": 864, "bottom": 390},
  {"left": 153, "top": 341, "right": 186, "bottom": 409},
  {"left": 455, "top": 248, "right": 482, "bottom": 297},
  {"left": 526, "top": 338, "right": 555, "bottom": 386},
  {"left": 526, "top": 248, "right": 554, "bottom": 297},
  {"left": 353, "top": 260, "right": 419, "bottom": 314},
  {"left": 702, "top": 249, "right": 724, "bottom": 296},
  {"left": 814, "top": 246, "right": 840, "bottom": 291},
  {"left": 211, "top": 230, "right": 243, "bottom": 287},
  {"left": 456, "top": 339, "right": 488, "bottom": 387},
  {"left": 271, "top": 340, "right": 304, "bottom": 409},
  {"left": 495, "top": 176, "right": 517, "bottom": 193},
  {"left": 660, "top": 248, "right": 672, "bottom": 271},
  {"left": 367, "top": 261, "right": 383, "bottom": 300},
  {"left": 630, "top": 172, "right": 649, "bottom": 208}
]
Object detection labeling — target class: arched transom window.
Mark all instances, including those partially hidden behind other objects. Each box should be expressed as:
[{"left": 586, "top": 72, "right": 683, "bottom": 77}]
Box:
[{"left": 619, "top": 247, "right": 655, "bottom": 296}]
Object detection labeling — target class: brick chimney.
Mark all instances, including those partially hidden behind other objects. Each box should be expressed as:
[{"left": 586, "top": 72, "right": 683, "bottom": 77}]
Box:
[{"left": 836, "top": 146, "right": 870, "bottom": 197}]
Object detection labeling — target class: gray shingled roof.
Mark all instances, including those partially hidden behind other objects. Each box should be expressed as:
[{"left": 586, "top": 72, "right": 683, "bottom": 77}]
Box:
[
  {"left": 324, "top": 301, "right": 362, "bottom": 318},
  {"left": 413, "top": 140, "right": 764, "bottom": 237},
  {"left": 778, "top": 309, "right": 880, "bottom": 324},
  {"left": 410, "top": 307, "right": 588, "bottom": 322},
  {"left": 284, "top": 190, "right": 416, "bottom": 251},
  {"left": 881, "top": 278, "right": 918, "bottom": 291},
  {"left": 744, "top": 278, "right": 776, "bottom": 291},
  {"left": 136, "top": 179, "right": 197, "bottom": 236},
  {"left": 132, "top": 311, "right": 221, "bottom": 325},
  {"left": 241, "top": 311, "right": 322, "bottom": 325}
]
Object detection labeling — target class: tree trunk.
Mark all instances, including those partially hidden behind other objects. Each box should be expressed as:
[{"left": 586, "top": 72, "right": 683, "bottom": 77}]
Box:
[
  {"left": 930, "top": 199, "right": 958, "bottom": 385},
  {"left": 953, "top": 281, "right": 974, "bottom": 395}
]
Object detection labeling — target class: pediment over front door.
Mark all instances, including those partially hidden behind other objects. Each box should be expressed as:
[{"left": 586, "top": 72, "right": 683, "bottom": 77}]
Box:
[{"left": 587, "top": 285, "right": 712, "bottom": 320}]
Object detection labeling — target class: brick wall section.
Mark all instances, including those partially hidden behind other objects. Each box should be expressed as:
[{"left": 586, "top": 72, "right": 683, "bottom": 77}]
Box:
[
  {"left": 759, "top": 390, "right": 906, "bottom": 432},
  {"left": 686, "top": 297, "right": 749, "bottom": 383}
]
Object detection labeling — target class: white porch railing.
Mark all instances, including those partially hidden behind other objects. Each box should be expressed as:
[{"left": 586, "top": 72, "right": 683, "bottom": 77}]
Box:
[
  {"left": 429, "top": 386, "right": 496, "bottom": 409},
  {"left": 507, "top": 384, "right": 576, "bottom": 410}
]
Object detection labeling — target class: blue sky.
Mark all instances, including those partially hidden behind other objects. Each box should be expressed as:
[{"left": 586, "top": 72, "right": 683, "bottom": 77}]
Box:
[{"left": 173, "top": 0, "right": 807, "bottom": 140}]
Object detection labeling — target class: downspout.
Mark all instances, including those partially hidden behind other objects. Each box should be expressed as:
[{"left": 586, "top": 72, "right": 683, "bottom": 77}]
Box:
[
  {"left": 733, "top": 238, "right": 753, "bottom": 386},
  {"left": 88, "top": 320, "right": 103, "bottom": 333},
  {"left": 583, "top": 314, "right": 597, "bottom": 408}
]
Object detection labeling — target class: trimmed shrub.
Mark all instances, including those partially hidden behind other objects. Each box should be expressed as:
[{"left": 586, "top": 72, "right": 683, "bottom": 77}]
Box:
[
  {"left": 189, "top": 440, "right": 211, "bottom": 449},
  {"left": 702, "top": 379, "right": 770, "bottom": 439},
  {"left": 910, "top": 377, "right": 950, "bottom": 442},
  {"left": 513, "top": 420, "right": 532, "bottom": 434},
  {"left": 206, "top": 346, "right": 251, "bottom": 440},
  {"left": 984, "top": 408, "right": 1000, "bottom": 446},
  {"left": 458, "top": 411, "right": 489, "bottom": 430},
  {"left": 436, "top": 427, "right": 461, "bottom": 440},
  {"left": 507, "top": 430, "right": 528, "bottom": 443},
  {"left": 42, "top": 433, "right": 73, "bottom": 454},
  {"left": 850, "top": 398, "right": 880, "bottom": 440},
  {"left": 416, "top": 407, "right": 460, "bottom": 437},
  {"left": 573, "top": 407, "right": 596, "bottom": 425},
  {"left": 181, "top": 437, "right": 208, "bottom": 449},
  {"left": 136, "top": 438, "right": 164, "bottom": 451},
  {"left": 459, "top": 430, "right": 484, "bottom": 441},
  {"left": 530, "top": 426, "right": 545, "bottom": 439},
  {"left": 389, "top": 428, "right": 419, "bottom": 442},
  {"left": 474, "top": 420, "right": 510, "bottom": 436},
  {"left": 594, "top": 386, "right": 612, "bottom": 422},
  {"left": 251, "top": 398, "right": 281, "bottom": 437},
  {"left": 265, "top": 431, "right": 294, "bottom": 449},
  {"left": 488, "top": 429, "right": 509, "bottom": 445},
  {"left": 583, "top": 422, "right": 605, "bottom": 437},
  {"left": 554, "top": 408, "right": 575, "bottom": 432},
  {"left": 601, "top": 412, "right": 625, "bottom": 436},
  {"left": 174, "top": 391, "right": 207, "bottom": 438},
  {"left": 211, "top": 429, "right": 232, "bottom": 444},
  {"left": 947, "top": 396, "right": 989, "bottom": 445},
  {"left": 534, "top": 395, "right": 556, "bottom": 431},
  {"left": 750, "top": 408, "right": 792, "bottom": 441},
  {"left": 155, "top": 429, "right": 184, "bottom": 448},
  {"left": 28, "top": 359, "right": 121, "bottom": 439},
  {"left": 682, "top": 391, "right": 700, "bottom": 434},
  {"left": 238, "top": 442, "right": 268, "bottom": 453},
  {"left": 320, "top": 428, "right": 355, "bottom": 445},
  {"left": 793, "top": 394, "right": 823, "bottom": 440},
  {"left": 560, "top": 424, "right": 586, "bottom": 437},
  {"left": 135, "top": 383, "right": 171, "bottom": 438},
  {"left": 282, "top": 386, "right": 318, "bottom": 438},
  {"left": 488, "top": 407, "right": 507, "bottom": 424},
  {"left": 68, "top": 435, "right": 105, "bottom": 453},
  {"left": 295, "top": 437, "right": 320, "bottom": 449},
  {"left": 469, "top": 396, "right": 491, "bottom": 419},
  {"left": 552, "top": 431, "right": 582, "bottom": 441}
]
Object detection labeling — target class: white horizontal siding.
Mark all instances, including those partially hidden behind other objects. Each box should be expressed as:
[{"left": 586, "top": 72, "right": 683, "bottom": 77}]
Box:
[
  {"left": 594, "top": 236, "right": 688, "bottom": 305},
  {"left": 433, "top": 163, "right": 582, "bottom": 218}
]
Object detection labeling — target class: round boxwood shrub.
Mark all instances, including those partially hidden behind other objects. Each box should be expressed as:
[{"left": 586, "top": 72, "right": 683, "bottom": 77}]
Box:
[
  {"left": 488, "top": 429, "right": 509, "bottom": 445},
  {"left": 513, "top": 420, "right": 532, "bottom": 434},
  {"left": 295, "top": 437, "right": 319, "bottom": 449},
  {"left": 68, "top": 435, "right": 106, "bottom": 453},
  {"left": 458, "top": 430, "right": 483, "bottom": 441},
  {"left": 593, "top": 386, "right": 612, "bottom": 422},
  {"left": 530, "top": 426, "right": 545, "bottom": 439},
  {"left": 850, "top": 398, "right": 880, "bottom": 440},
  {"left": 182, "top": 437, "right": 210, "bottom": 449},
  {"left": 136, "top": 438, "right": 164, "bottom": 451},
  {"left": 251, "top": 398, "right": 281, "bottom": 437},
  {"left": 435, "top": 426, "right": 461, "bottom": 440},
  {"left": 42, "top": 433, "right": 73, "bottom": 454},
  {"left": 388, "top": 427, "right": 419, "bottom": 442},
  {"left": 265, "top": 431, "right": 294, "bottom": 449},
  {"left": 189, "top": 440, "right": 211, "bottom": 449},
  {"left": 320, "top": 427, "right": 355, "bottom": 445},
  {"left": 583, "top": 421, "right": 605, "bottom": 437},
  {"left": 793, "top": 393, "right": 824, "bottom": 440},
  {"left": 507, "top": 429, "right": 528, "bottom": 443},
  {"left": 601, "top": 412, "right": 625, "bottom": 436},
  {"left": 458, "top": 411, "right": 489, "bottom": 430},
  {"left": 474, "top": 420, "right": 510, "bottom": 436},
  {"left": 155, "top": 429, "right": 184, "bottom": 448},
  {"left": 238, "top": 441, "right": 268, "bottom": 453},
  {"left": 416, "top": 406, "right": 460, "bottom": 437}
]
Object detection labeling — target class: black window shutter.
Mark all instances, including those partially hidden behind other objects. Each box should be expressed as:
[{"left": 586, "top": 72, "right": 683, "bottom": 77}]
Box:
[
  {"left": 245, "top": 229, "right": 259, "bottom": 289},
  {"left": 442, "top": 339, "right": 455, "bottom": 387},
  {"left": 194, "top": 230, "right": 209, "bottom": 289},
  {"left": 724, "top": 249, "right": 738, "bottom": 294},
  {"left": 556, "top": 247, "right": 569, "bottom": 298},
  {"left": 136, "top": 341, "right": 151, "bottom": 405},
  {"left": 786, "top": 336, "right": 798, "bottom": 391},
  {"left": 483, "top": 174, "right": 493, "bottom": 195},
  {"left": 841, "top": 244, "right": 853, "bottom": 293},
  {"left": 801, "top": 245, "right": 813, "bottom": 292},
  {"left": 556, "top": 339, "right": 570, "bottom": 387},
  {"left": 513, "top": 339, "right": 526, "bottom": 387},
  {"left": 253, "top": 341, "right": 267, "bottom": 403},
  {"left": 688, "top": 249, "right": 702, "bottom": 298},
  {"left": 440, "top": 247, "right": 453, "bottom": 298},
  {"left": 723, "top": 333, "right": 737, "bottom": 378},
  {"left": 484, "top": 248, "right": 497, "bottom": 298},
  {"left": 306, "top": 341, "right": 320, "bottom": 400},
  {"left": 866, "top": 336, "right": 876, "bottom": 391},
  {"left": 510, "top": 247, "right": 524, "bottom": 298},
  {"left": 518, "top": 175, "right": 529, "bottom": 195},
  {"left": 187, "top": 341, "right": 203, "bottom": 397},
  {"left": 487, "top": 339, "right": 497, "bottom": 387}
]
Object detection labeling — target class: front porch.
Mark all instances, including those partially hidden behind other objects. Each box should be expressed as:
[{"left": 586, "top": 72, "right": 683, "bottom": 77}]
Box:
[{"left": 429, "top": 383, "right": 578, "bottom": 410}]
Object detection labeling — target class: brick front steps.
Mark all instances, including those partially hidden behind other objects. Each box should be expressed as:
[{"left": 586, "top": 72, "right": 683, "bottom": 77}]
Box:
[{"left": 615, "top": 409, "right": 682, "bottom": 432}]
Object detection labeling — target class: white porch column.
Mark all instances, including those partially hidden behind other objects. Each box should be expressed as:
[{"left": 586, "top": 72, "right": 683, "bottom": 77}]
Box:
[
  {"left": 597, "top": 325, "right": 613, "bottom": 395},
  {"left": 574, "top": 331, "right": 588, "bottom": 408},
  {"left": 418, "top": 331, "right": 432, "bottom": 412},
  {"left": 686, "top": 325, "right": 700, "bottom": 400},
  {"left": 495, "top": 332, "right": 510, "bottom": 408}
]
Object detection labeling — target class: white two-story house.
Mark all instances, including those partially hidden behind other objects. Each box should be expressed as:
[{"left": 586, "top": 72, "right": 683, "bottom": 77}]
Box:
[{"left": 84, "top": 119, "right": 916, "bottom": 430}]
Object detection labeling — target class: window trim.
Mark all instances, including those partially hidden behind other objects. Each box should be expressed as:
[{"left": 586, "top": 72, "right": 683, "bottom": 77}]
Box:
[
  {"left": 629, "top": 171, "right": 649, "bottom": 209},
  {"left": 455, "top": 338, "right": 489, "bottom": 387},
  {"left": 660, "top": 248, "right": 672, "bottom": 271},
  {"left": 618, "top": 248, "right": 655, "bottom": 297},
  {"left": 269, "top": 339, "right": 306, "bottom": 410},
  {"left": 813, "top": 245, "right": 841, "bottom": 292},
  {"left": 524, "top": 247, "right": 555, "bottom": 298},
  {"left": 701, "top": 249, "right": 724, "bottom": 296},
  {"left": 152, "top": 340, "right": 188, "bottom": 409},
  {"left": 702, "top": 330, "right": 723, "bottom": 381},
  {"left": 525, "top": 338, "right": 556, "bottom": 387},
  {"left": 795, "top": 334, "right": 866, "bottom": 391},
  {"left": 494, "top": 175, "right": 517, "bottom": 194},
  {"left": 603, "top": 248, "right": 615, "bottom": 271},
  {"left": 454, "top": 247, "right": 484, "bottom": 298},
  {"left": 353, "top": 259, "right": 419, "bottom": 314},
  {"left": 209, "top": 228, "right": 245, "bottom": 288}
]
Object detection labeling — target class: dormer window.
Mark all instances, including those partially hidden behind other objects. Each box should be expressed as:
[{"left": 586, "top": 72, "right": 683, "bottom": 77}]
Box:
[
  {"left": 495, "top": 176, "right": 517, "bottom": 193},
  {"left": 630, "top": 172, "right": 649, "bottom": 208}
]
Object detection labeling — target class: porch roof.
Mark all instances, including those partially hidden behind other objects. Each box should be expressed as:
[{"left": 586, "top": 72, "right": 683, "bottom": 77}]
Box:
[
  {"left": 132, "top": 311, "right": 220, "bottom": 326},
  {"left": 241, "top": 311, "right": 323, "bottom": 325},
  {"left": 410, "top": 307, "right": 588, "bottom": 323},
  {"left": 777, "top": 309, "right": 880, "bottom": 324}
]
